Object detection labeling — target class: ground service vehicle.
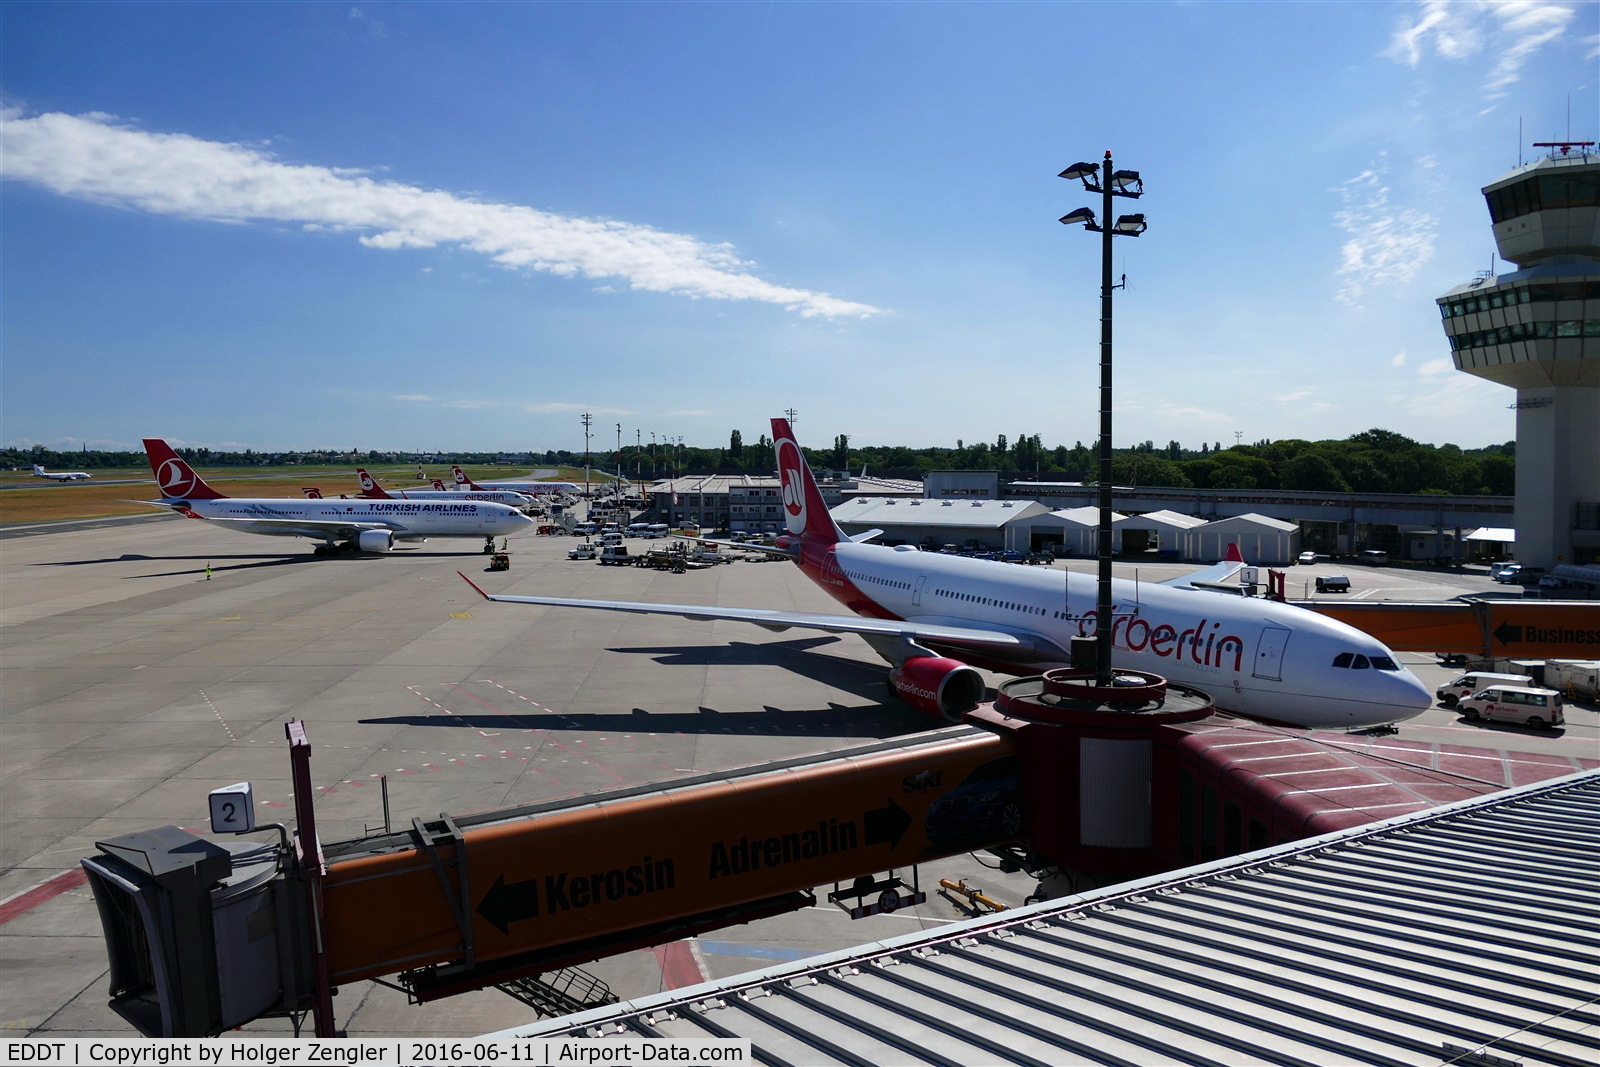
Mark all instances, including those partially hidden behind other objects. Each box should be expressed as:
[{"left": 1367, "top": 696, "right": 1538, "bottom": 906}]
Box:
[
  {"left": 568, "top": 543, "right": 596, "bottom": 560},
  {"left": 1436, "top": 671, "right": 1535, "bottom": 708},
  {"left": 1458, "top": 685, "right": 1564, "bottom": 728},
  {"left": 1315, "top": 575, "right": 1351, "bottom": 593}
]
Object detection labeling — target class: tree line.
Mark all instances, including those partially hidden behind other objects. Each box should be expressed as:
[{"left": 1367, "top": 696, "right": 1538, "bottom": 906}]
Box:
[{"left": 4, "top": 427, "right": 1515, "bottom": 496}]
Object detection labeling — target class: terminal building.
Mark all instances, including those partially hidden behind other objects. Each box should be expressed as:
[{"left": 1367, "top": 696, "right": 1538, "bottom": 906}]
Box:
[{"left": 1437, "top": 143, "right": 1600, "bottom": 569}]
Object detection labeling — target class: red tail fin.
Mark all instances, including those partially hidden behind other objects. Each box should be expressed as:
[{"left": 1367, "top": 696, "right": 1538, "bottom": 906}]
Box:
[
  {"left": 1224, "top": 542, "right": 1246, "bottom": 563},
  {"left": 143, "top": 439, "right": 226, "bottom": 499},
  {"left": 301, "top": 487, "right": 323, "bottom": 499},
  {"left": 771, "top": 417, "right": 845, "bottom": 545},
  {"left": 355, "top": 468, "right": 391, "bottom": 498},
  {"left": 431, "top": 479, "right": 447, "bottom": 491},
  {"left": 451, "top": 465, "right": 484, "bottom": 490}
]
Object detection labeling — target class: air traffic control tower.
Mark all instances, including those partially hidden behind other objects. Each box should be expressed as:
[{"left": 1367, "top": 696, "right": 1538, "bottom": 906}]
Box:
[{"left": 1436, "top": 143, "right": 1600, "bottom": 569}]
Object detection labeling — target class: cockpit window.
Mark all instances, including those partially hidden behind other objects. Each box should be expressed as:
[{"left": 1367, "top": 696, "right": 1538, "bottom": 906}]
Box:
[
  {"left": 1333, "top": 653, "right": 1353, "bottom": 668},
  {"left": 1351, "top": 655, "right": 1370, "bottom": 669},
  {"left": 1371, "top": 656, "right": 1399, "bottom": 671}
]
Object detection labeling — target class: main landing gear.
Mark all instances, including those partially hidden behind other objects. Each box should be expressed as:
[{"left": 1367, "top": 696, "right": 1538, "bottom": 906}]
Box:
[
  {"left": 483, "top": 537, "right": 497, "bottom": 555},
  {"left": 312, "top": 543, "right": 351, "bottom": 557}
]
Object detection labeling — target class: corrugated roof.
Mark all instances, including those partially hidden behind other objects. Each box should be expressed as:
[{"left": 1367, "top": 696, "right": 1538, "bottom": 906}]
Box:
[
  {"left": 493, "top": 769, "right": 1600, "bottom": 1065},
  {"left": 831, "top": 497, "right": 1049, "bottom": 530}
]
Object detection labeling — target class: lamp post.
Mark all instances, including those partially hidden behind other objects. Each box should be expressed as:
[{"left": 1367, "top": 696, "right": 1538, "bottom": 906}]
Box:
[{"left": 1059, "top": 151, "right": 1146, "bottom": 688}]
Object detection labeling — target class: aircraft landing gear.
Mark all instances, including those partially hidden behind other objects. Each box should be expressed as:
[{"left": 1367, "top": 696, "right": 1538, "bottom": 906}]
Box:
[
  {"left": 313, "top": 544, "right": 335, "bottom": 557},
  {"left": 483, "top": 537, "right": 496, "bottom": 555}
]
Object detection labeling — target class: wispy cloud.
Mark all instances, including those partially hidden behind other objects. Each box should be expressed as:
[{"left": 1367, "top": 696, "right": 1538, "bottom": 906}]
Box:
[
  {"left": 0, "top": 107, "right": 882, "bottom": 319},
  {"left": 1332, "top": 158, "right": 1437, "bottom": 306},
  {"left": 1385, "top": 0, "right": 1576, "bottom": 100},
  {"left": 1388, "top": 355, "right": 1505, "bottom": 417},
  {"left": 392, "top": 394, "right": 433, "bottom": 402}
]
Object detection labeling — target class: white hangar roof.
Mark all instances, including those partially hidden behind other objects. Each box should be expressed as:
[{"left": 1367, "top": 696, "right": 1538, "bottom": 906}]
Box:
[
  {"left": 493, "top": 768, "right": 1600, "bottom": 1066},
  {"left": 1193, "top": 511, "right": 1299, "bottom": 533},
  {"left": 831, "top": 497, "right": 1050, "bottom": 530},
  {"left": 1114, "top": 508, "right": 1208, "bottom": 531}
]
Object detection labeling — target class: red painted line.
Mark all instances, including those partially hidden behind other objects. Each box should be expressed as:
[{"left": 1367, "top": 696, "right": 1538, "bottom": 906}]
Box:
[
  {"left": 653, "top": 939, "right": 706, "bottom": 990},
  {"left": 0, "top": 868, "right": 88, "bottom": 926}
]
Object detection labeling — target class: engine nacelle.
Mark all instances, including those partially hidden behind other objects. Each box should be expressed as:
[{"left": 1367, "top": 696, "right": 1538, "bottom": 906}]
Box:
[
  {"left": 889, "top": 657, "right": 986, "bottom": 722},
  {"left": 356, "top": 529, "right": 396, "bottom": 553}
]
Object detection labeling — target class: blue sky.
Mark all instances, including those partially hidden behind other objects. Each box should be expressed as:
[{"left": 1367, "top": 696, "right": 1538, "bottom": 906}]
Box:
[{"left": 2, "top": 1, "right": 1594, "bottom": 455}]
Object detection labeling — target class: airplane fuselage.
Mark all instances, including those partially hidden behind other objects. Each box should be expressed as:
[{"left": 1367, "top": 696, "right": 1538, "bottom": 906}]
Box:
[
  {"left": 798, "top": 540, "right": 1429, "bottom": 728},
  {"left": 175, "top": 497, "right": 529, "bottom": 539}
]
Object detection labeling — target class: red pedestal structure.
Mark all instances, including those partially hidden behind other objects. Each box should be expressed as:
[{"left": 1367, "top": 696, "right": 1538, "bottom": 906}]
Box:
[{"left": 971, "top": 668, "right": 1213, "bottom": 891}]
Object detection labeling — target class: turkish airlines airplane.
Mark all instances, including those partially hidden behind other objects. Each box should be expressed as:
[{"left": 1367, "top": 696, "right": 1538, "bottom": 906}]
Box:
[
  {"left": 32, "top": 464, "right": 90, "bottom": 481},
  {"left": 466, "top": 419, "right": 1431, "bottom": 729},
  {"left": 453, "top": 465, "right": 578, "bottom": 496},
  {"left": 353, "top": 468, "right": 534, "bottom": 510},
  {"left": 141, "top": 439, "right": 533, "bottom": 555}
]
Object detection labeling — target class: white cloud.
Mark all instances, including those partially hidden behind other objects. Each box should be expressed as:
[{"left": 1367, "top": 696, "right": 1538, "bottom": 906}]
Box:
[
  {"left": 1332, "top": 160, "right": 1437, "bottom": 306},
  {"left": 392, "top": 394, "right": 433, "bottom": 402},
  {"left": 1385, "top": 0, "right": 1576, "bottom": 100},
  {"left": 1388, "top": 355, "right": 1505, "bottom": 417},
  {"left": 1391, "top": 350, "right": 1408, "bottom": 367},
  {"left": 0, "top": 107, "right": 882, "bottom": 319}
]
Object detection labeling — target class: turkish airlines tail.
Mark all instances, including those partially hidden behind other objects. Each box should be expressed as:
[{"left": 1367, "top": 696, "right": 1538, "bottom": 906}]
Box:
[
  {"left": 770, "top": 417, "right": 846, "bottom": 546},
  {"left": 143, "top": 439, "right": 227, "bottom": 500},
  {"left": 355, "top": 469, "right": 393, "bottom": 499}
]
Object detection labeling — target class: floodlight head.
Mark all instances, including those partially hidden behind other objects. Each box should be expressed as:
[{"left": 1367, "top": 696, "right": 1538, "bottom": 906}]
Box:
[
  {"left": 1058, "top": 162, "right": 1100, "bottom": 182},
  {"left": 1112, "top": 213, "right": 1147, "bottom": 236},
  {"left": 1059, "top": 207, "right": 1098, "bottom": 228},
  {"left": 1110, "top": 169, "right": 1143, "bottom": 197}
]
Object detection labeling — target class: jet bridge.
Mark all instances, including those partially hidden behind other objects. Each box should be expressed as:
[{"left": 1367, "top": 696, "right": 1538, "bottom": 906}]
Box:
[{"left": 81, "top": 720, "right": 1028, "bottom": 1036}]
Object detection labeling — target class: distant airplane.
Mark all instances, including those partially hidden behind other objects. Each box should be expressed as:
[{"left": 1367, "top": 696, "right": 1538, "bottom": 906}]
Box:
[
  {"left": 453, "top": 465, "right": 578, "bottom": 496},
  {"left": 140, "top": 439, "right": 532, "bottom": 555},
  {"left": 352, "top": 468, "right": 534, "bottom": 510},
  {"left": 465, "top": 417, "right": 1431, "bottom": 729},
  {"left": 32, "top": 464, "right": 90, "bottom": 481}
]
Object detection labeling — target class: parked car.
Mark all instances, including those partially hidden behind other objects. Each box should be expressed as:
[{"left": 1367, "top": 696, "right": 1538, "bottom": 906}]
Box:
[
  {"left": 1315, "top": 575, "right": 1351, "bottom": 593},
  {"left": 1492, "top": 563, "right": 1525, "bottom": 583},
  {"left": 1297, "top": 550, "right": 1318, "bottom": 565}
]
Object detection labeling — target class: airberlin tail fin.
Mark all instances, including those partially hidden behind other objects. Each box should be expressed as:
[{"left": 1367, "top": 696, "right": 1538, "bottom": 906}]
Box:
[
  {"left": 143, "top": 439, "right": 226, "bottom": 500},
  {"left": 1224, "top": 543, "right": 1246, "bottom": 563},
  {"left": 431, "top": 479, "right": 447, "bottom": 491},
  {"left": 355, "top": 469, "right": 392, "bottom": 498},
  {"left": 451, "top": 465, "right": 485, "bottom": 490},
  {"left": 770, "top": 417, "right": 845, "bottom": 545}
]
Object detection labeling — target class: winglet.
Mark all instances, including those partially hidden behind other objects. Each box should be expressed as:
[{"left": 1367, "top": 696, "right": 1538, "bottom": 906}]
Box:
[
  {"left": 458, "top": 571, "right": 492, "bottom": 599},
  {"left": 1224, "top": 543, "right": 1245, "bottom": 563}
]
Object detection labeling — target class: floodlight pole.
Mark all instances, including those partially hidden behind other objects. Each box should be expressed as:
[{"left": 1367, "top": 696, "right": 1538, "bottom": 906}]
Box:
[{"left": 1094, "top": 152, "right": 1116, "bottom": 688}]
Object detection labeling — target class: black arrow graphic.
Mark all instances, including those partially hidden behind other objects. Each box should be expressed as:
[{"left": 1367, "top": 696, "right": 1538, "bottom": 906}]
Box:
[
  {"left": 477, "top": 874, "right": 540, "bottom": 935},
  {"left": 1493, "top": 621, "right": 1523, "bottom": 646},
  {"left": 863, "top": 798, "right": 912, "bottom": 849}
]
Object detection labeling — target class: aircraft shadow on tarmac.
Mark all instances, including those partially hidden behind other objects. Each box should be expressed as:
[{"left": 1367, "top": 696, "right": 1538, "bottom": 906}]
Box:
[
  {"left": 360, "top": 702, "right": 926, "bottom": 739},
  {"left": 38, "top": 550, "right": 494, "bottom": 577}
]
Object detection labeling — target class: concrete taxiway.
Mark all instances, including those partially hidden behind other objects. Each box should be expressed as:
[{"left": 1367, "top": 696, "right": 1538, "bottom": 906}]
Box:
[{"left": 2, "top": 520, "right": 1594, "bottom": 1037}]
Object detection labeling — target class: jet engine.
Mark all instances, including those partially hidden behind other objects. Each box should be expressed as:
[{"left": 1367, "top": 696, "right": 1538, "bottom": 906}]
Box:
[
  {"left": 888, "top": 657, "right": 986, "bottom": 722},
  {"left": 356, "top": 530, "right": 396, "bottom": 553}
]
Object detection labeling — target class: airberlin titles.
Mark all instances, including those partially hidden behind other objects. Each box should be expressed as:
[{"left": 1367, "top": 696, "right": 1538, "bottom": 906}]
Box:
[{"left": 472, "top": 801, "right": 914, "bottom": 935}]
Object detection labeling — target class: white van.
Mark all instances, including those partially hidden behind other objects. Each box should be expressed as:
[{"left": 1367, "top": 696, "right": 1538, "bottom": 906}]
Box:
[
  {"left": 1436, "top": 671, "right": 1534, "bottom": 707},
  {"left": 598, "top": 531, "right": 624, "bottom": 546},
  {"left": 1458, "top": 685, "right": 1564, "bottom": 728},
  {"left": 1356, "top": 549, "right": 1389, "bottom": 566},
  {"left": 626, "top": 522, "right": 652, "bottom": 536},
  {"left": 574, "top": 521, "right": 598, "bottom": 535},
  {"left": 642, "top": 524, "right": 670, "bottom": 539}
]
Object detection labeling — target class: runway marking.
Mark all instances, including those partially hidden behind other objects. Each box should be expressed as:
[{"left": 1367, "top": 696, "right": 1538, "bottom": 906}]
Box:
[
  {"left": 198, "top": 689, "right": 237, "bottom": 742},
  {"left": 653, "top": 939, "right": 707, "bottom": 989},
  {"left": 0, "top": 869, "right": 88, "bottom": 926}
]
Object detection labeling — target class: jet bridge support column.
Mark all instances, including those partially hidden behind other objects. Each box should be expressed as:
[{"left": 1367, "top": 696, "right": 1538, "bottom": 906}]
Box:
[{"left": 971, "top": 669, "right": 1213, "bottom": 891}]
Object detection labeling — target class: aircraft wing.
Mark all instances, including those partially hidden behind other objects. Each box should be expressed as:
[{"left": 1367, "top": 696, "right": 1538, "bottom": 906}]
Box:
[
  {"left": 459, "top": 573, "right": 1043, "bottom": 653},
  {"left": 185, "top": 515, "right": 403, "bottom": 540},
  {"left": 1162, "top": 559, "right": 1247, "bottom": 589}
]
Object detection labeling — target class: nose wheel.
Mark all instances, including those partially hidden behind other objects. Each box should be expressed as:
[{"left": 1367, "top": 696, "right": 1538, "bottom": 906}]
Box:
[{"left": 483, "top": 537, "right": 496, "bottom": 554}]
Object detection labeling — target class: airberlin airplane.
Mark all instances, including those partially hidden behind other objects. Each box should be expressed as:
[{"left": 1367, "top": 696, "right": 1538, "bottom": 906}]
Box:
[
  {"left": 352, "top": 468, "right": 534, "bottom": 510},
  {"left": 465, "top": 419, "right": 1431, "bottom": 729},
  {"left": 141, "top": 439, "right": 533, "bottom": 555}
]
